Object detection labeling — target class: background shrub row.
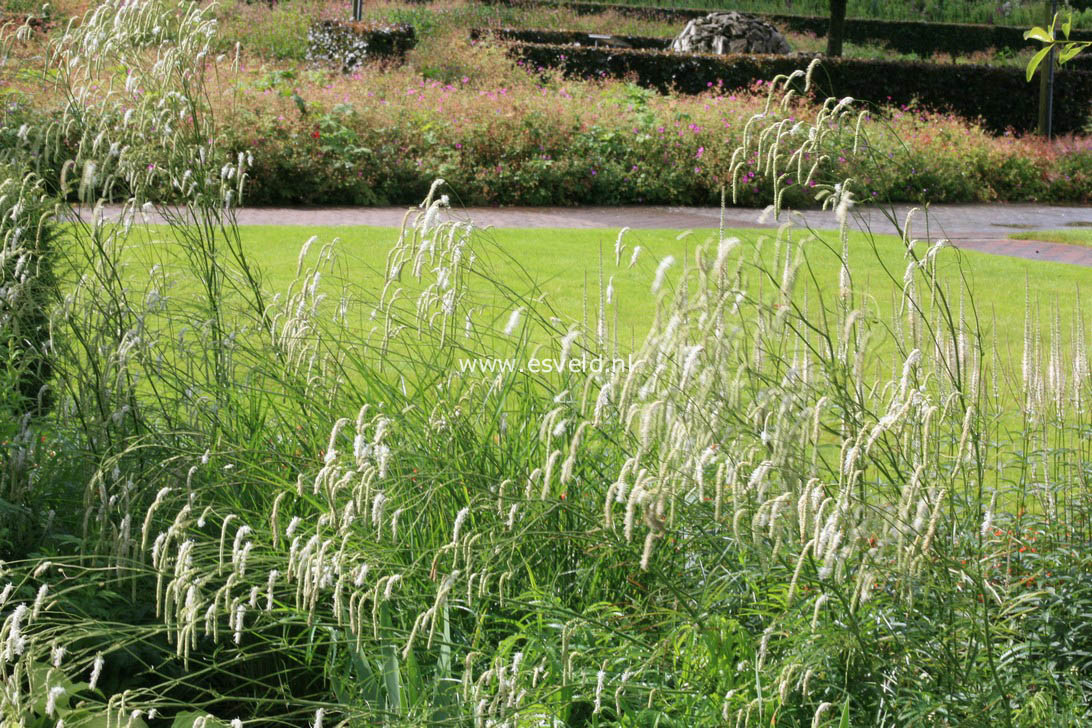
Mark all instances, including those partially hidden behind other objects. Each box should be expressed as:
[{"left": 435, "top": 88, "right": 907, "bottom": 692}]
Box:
[
  {"left": 505, "top": 40, "right": 1092, "bottom": 134},
  {"left": 479, "top": 0, "right": 1092, "bottom": 59}
]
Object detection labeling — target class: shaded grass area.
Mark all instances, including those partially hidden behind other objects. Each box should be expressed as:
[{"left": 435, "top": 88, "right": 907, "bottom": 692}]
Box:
[{"left": 1010, "top": 228, "right": 1092, "bottom": 247}]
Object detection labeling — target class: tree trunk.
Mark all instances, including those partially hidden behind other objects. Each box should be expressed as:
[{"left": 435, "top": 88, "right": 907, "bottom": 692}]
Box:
[{"left": 827, "top": 0, "right": 847, "bottom": 57}]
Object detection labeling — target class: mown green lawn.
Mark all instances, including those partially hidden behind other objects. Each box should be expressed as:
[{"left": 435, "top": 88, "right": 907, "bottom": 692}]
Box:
[
  {"left": 1011, "top": 228, "right": 1092, "bottom": 248},
  {"left": 109, "top": 222, "right": 1089, "bottom": 375}
]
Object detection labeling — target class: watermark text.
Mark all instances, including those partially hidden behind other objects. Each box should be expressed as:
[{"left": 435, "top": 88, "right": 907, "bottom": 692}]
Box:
[{"left": 458, "top": 356, "right": 632, "bottom": 375}]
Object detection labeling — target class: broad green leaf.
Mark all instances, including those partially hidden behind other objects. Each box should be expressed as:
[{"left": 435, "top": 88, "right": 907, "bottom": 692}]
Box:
[
  {"left": 171, "top": 711, "right": 231, "bottom": 728},
  {"left": 437, "top": 605, "right": 452, "bottom": 681},
  {"left": 431, "top": 605, "right": 457, "bottom": 722},
  {"left": 67, "top": 709, "right": 148, "bottom": 728},
  {"left": 402, "top": 640, "right": 421, "bottom": 707},
  {"left": 351, "top": 648, "right": 385, "bottom": 706},
  {"left": 514, "top": 707, "right": 564, "bottom": 727},
  {"left": 1026, "top": 44, "right": 1054, "bottom": 82},
  {"left": 1024, "top": 27, "right": 1053, "bottom": 43},
  {"left": 1062, "top": 15, "right": 1073, "bottom": 39},
  {"left": 28, "top": 662, "right": 81, "bottom": 715},
  {"left": 68, "top": 712, "right": 116, "bottom": 728},
  {"left": 838, "top": 697, "right": 851, "bottom": 728},
  {"left": 1059, "top": 42, "right": 1091, "bottom": 64},
  {"left": 379, "top": 601, "right": 402, "bottom": 715}
]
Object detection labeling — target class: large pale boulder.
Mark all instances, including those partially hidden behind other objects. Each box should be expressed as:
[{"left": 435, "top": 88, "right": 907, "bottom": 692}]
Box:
[{"left": 670, "top": 12, "right": 792, "bottom": 55}]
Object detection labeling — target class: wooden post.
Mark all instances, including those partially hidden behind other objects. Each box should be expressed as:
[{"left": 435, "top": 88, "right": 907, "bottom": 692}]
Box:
[
  {"left": 1037, "top": 0, "right": 1058, "bottom": 137},
  {"left": 827, "top": 0, "right": 847, "bottom": 57},
  {"left": 1046, "top": 0, "right": 1057, "bottom": 139}
]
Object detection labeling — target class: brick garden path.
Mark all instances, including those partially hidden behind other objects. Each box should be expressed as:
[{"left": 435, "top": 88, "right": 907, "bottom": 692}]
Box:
[{"left": 95, "top": 202, "right": 1092, "bottom": 266}]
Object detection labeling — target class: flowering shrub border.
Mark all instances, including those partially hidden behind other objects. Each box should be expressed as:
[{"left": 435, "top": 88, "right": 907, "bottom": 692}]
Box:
[{"left": 307, "top": 20, "right": 417, "bottom": 72}]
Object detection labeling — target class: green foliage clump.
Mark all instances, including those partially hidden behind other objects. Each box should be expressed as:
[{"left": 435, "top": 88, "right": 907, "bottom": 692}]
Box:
[
  {"left": 0, "top": 166, "right": 58, "bottom": 560},
  {"left": 0, "top": 166, "right": 56, "bottom": 418}
]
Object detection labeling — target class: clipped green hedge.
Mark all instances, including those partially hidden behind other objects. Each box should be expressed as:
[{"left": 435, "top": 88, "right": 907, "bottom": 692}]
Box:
[
  {"left": 479, "top": 0, "right": 1092, "bottom": 59},
  {"left": 307, "top": 20, "right": 417, "bottom": 71},
  {"left": 763, "top": 13, "right": 1092, "bottom": 61},
  {"left": 470, "top": 27, "right": 669, "bottom": 50},
  {"left": 475, "top": 26, "right": 1092, "bottom": 71},
  {"left": 506, "top": 40, "right": 1092, "bottom": 134}
]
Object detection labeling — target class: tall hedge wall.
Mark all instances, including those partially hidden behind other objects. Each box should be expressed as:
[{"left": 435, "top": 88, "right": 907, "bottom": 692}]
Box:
[
  {"left": 480, "top": 0, "right": 1092, "bottom": 59},
  {"left": 504, "top": 41, "right": 1092, "bottom": 134},
  {"left": 764, "top": 13, "right": 1092, "bottom": 61}
]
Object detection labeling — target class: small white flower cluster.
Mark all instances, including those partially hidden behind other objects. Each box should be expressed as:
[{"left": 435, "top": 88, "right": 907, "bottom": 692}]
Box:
[
  {"left": 381, "top": 180, "right": 478, "bottom": 348},
  {"left": 1020, "top": 283, "right": 1090, "bottom": 420},
  {"left": 47, "top": 0, "right": 245, "bottom": 220},
  {"left": 730, "top": 59, "right": 865, "bottom": 219},
  {"left": 144, "top": 403, "right": 412, "bottom": 667},
  {"left": 269, "top": 236, "right": 341, "bottom": 380}
]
